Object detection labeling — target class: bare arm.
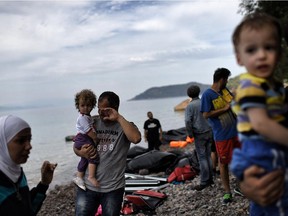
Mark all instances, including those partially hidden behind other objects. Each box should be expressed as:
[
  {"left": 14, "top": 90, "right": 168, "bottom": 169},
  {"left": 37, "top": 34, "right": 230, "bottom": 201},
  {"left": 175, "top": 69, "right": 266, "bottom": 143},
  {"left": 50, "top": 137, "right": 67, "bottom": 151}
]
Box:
[
  {"left": 144, "top": 129, "right": 148, "bottom": 142},
  {"left": 240, "top": 166, "right": 284, "bottom": 206},
  {"left": 202, "top": 103, "right": 230, "bottom": 119},
  {"left": 117, "top": 115, "right": 141, "bottom": 144},
  {"left": 159, "top": 127, "right": 163, "bottom": 141},
  {"left": 247, "top": 108, "right": 288, "bottom": 146},
  {"left": 87, "top": 129, "right": 97, "bottom": 143}
]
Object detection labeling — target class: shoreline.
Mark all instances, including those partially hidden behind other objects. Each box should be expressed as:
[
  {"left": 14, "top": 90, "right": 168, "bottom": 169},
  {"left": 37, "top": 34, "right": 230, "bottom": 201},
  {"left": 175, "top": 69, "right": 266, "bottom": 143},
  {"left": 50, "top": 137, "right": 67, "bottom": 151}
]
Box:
[
  {"left": 38, "top": 143, "right": 250, "bottom": 215},
  {"left": 39, "top": 177, "right": 249, "bottom": 216}
]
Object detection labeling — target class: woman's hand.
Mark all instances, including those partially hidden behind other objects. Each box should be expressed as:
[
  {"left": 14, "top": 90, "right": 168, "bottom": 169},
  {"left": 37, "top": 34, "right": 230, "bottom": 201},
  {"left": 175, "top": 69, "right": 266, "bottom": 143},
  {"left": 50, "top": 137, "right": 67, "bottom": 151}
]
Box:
[
  {"left": 240, "top": 165, "right": 284, "bottom": 206},
  {"left": 40, "top": 161, "right": 57, "bottom": 186}
]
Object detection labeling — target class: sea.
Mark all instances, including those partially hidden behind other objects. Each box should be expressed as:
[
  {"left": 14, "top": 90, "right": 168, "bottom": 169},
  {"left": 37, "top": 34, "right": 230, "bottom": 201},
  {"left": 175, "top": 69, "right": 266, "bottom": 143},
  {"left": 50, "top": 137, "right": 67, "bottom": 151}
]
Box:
[{"left": 0, "top": 96, "right": 187, "bottom": 189}]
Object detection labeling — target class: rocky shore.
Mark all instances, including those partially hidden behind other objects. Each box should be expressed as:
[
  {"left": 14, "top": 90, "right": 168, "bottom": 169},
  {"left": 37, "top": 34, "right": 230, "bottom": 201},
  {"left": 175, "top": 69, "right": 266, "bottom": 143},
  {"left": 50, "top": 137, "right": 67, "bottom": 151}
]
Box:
[{"left": 38, "top": 143, "right": 250, "bottom": 216}]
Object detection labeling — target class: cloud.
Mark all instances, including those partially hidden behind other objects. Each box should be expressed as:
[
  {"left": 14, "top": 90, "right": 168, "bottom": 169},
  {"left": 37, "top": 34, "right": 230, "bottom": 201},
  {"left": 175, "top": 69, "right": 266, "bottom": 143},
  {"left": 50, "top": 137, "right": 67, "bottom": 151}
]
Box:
[{"left": 0, "top": 0, "right": 243, "bottom": 105}]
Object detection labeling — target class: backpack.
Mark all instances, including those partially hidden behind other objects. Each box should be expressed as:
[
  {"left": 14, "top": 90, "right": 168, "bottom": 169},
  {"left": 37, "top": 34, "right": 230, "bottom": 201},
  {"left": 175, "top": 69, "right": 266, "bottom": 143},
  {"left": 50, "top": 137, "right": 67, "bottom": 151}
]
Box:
[{"left": 167, "top": 165, "right": 198, "bottom": 183}]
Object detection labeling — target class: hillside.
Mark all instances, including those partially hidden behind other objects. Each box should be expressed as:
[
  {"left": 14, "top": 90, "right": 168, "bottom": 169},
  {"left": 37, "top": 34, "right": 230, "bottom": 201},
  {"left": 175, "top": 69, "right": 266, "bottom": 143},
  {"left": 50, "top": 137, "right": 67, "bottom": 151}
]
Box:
[
  {"left": 129, "top": 74, "right": 244, "bottom": 101},
  {"left": 129, "top": 82, "right": 210, "bottom": 100}
]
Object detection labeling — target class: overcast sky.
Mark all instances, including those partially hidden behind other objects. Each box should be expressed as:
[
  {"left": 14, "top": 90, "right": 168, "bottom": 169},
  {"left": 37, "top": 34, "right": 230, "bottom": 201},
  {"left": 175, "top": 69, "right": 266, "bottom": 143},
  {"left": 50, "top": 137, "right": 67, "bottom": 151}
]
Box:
[{"left": 0, "top": 0, "right": 244, "bottom": 106}]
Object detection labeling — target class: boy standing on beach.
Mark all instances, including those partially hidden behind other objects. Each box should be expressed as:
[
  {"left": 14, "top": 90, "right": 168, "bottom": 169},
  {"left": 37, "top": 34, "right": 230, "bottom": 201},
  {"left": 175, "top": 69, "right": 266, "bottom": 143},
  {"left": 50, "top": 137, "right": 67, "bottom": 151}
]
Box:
[{"left": 231, "top": 13, "right": 288, "bottom": 215}]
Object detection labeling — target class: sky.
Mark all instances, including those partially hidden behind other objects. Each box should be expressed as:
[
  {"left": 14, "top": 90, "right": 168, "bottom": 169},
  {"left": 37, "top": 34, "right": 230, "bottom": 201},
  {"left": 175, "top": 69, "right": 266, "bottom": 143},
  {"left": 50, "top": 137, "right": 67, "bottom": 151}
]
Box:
[{"left": 0, "top": 0, "right": 245, "bottom": 106}]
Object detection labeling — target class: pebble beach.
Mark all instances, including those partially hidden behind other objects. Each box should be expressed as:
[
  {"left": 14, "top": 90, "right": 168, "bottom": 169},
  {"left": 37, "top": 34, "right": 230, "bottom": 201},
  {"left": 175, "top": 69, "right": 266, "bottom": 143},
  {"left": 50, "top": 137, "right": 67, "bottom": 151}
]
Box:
[{"left": 38, "top": 143, "right": 250, "bottom": 216}]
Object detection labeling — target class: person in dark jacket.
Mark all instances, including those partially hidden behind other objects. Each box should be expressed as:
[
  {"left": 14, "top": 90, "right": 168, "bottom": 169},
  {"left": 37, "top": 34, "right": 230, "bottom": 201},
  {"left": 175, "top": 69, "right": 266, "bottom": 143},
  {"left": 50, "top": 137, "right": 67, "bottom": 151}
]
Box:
[{"left": 0, "top": 115, "right": 57, "bottom": 216}]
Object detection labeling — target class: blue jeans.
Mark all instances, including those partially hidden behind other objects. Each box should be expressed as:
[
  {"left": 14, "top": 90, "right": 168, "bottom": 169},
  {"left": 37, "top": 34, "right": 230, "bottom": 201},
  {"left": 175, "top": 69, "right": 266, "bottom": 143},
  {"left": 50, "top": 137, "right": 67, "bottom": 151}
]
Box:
[
  {"left": 194, "top": 131, "right": 213, "bottom": 185},
  {"left": 75, "top": 187, "right": 125, "bottom": 216},
  {"left": 231, "top": 139, "right": 288, "bottom": 215}
]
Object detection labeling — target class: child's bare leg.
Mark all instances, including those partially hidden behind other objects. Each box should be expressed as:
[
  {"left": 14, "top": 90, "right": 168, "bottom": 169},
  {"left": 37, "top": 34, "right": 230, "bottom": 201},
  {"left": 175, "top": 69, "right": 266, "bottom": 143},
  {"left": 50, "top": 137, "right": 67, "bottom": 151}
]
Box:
[
  {"left": 88, "top": 163, "right": 100, "bottom": 187},
  {"left": 77, "top": 171, "right": 85, "bottom": 178}
]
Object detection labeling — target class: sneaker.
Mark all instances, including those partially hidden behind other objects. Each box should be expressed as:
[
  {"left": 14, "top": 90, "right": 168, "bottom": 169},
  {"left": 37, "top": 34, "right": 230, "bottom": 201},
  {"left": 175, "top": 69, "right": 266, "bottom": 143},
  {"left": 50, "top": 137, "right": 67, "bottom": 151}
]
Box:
[
  {"left": 73, "top": 177, "right": 86, "bottom": 190},
  {"left": 234, "top": 187, "right": 244, "bottom": 197},
  {"left": 222, "top": 193, "right": 232, "bottom": 205}
]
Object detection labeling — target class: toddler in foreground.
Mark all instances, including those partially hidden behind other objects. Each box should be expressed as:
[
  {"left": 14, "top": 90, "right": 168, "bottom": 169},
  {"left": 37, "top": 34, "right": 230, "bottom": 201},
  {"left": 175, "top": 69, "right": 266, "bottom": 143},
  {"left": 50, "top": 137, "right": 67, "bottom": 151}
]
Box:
[
  {"left": 73, "top": 89, "right": 99, "bottom": 190},
  {"left": 230, "top": 13, "right": 288, "bottom": 215}
]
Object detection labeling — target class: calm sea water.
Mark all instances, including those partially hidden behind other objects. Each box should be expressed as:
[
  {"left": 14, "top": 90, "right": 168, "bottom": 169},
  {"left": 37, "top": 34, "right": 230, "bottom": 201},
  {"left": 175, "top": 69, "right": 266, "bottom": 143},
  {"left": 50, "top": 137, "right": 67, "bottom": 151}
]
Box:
[{"left": 0, "top": 97, "right": 187, "bottom": 188}]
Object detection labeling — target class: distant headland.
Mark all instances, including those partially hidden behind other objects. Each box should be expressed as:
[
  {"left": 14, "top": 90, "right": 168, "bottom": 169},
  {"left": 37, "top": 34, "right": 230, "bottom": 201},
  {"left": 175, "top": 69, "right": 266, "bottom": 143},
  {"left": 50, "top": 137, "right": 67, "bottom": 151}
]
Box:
[
  {"left": 129, "top": 74, "right": 243, "bottom": 101},
  {"left": 129, "top": 82, "right": 210, "bottom": 101}
]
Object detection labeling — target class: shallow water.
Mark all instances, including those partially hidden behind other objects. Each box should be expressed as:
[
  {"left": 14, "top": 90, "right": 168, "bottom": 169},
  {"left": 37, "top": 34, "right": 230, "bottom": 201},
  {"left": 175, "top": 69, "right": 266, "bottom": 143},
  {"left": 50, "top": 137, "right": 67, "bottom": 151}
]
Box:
[{"left": 0, "top": 96, "right": 187, "bottom": 188}]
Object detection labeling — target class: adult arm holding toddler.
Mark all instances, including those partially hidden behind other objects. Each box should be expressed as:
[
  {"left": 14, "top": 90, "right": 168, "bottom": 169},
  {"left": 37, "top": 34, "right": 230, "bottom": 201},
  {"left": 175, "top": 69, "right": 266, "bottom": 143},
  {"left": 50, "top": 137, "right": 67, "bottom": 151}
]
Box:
[
  {"left": 0, "top": 115, "right": 57, "bottom": 216},
  {"left": 241, "top": 166, "right": 284, "bottom": 206}
]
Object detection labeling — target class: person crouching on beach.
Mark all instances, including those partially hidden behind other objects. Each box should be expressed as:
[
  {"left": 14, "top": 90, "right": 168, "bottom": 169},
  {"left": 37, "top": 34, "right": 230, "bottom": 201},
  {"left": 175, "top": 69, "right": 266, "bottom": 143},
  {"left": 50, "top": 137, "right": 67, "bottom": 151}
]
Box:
[
  {"left": 73, "top": 89, "right": 99, "bottom": 190},
  {"left": 230, "top": 12, "right": 288, "bottom": 215}
]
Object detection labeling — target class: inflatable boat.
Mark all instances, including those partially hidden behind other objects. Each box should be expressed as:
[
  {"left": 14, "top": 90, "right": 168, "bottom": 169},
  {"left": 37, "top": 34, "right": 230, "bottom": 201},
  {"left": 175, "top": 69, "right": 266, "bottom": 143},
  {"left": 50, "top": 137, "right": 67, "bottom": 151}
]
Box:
[{"left": 126, "top": 150, "right": 177, "bottom": 173}]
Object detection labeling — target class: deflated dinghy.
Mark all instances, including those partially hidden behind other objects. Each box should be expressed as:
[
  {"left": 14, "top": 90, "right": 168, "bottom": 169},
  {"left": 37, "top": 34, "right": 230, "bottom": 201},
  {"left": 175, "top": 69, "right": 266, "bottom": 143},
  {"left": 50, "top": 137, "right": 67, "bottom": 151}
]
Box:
[{"left": 127, "top": 150, "right": 177, "bottom": 173}]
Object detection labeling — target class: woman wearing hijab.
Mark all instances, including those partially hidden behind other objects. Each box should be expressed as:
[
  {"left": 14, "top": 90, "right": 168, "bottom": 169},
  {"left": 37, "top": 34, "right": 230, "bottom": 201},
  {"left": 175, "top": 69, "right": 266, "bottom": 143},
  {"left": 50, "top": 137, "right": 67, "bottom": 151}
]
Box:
[{"left": 0, "top": 115, "right": 57, "bottom": 215}]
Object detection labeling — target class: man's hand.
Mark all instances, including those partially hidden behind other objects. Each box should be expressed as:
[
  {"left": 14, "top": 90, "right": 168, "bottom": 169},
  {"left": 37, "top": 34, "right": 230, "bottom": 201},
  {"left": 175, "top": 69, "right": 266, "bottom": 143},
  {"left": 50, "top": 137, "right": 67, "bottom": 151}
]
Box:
[
  {"left": 79, "top": 144, "right": 97, "bottom": 159},
  {"left": 240, "top": 166, "right": 284, "bottom": 206},
  {"left": 224, "top": 103, "right": 231, "bottom": 111},
  {"left": 101, "top": 108, "right": 119, "bottom": 122}
]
